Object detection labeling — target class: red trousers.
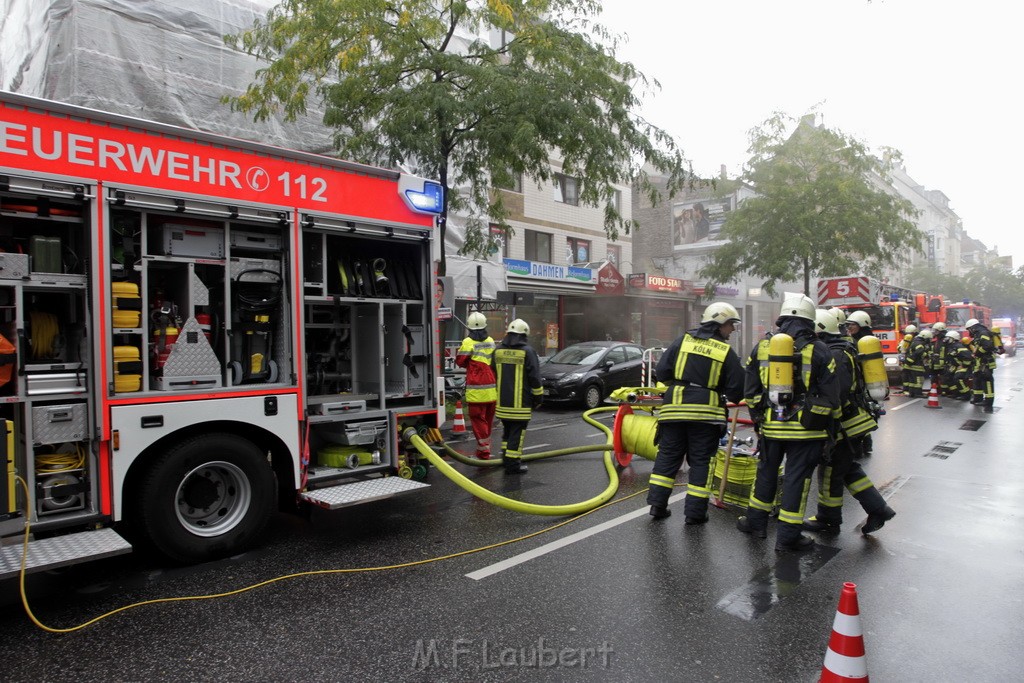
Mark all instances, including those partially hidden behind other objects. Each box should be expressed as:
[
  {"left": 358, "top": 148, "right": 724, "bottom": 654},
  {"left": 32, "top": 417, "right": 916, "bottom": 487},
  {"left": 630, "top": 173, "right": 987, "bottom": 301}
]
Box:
[{"left": 468, "top": 401, "right": 496, "bottom": 455}]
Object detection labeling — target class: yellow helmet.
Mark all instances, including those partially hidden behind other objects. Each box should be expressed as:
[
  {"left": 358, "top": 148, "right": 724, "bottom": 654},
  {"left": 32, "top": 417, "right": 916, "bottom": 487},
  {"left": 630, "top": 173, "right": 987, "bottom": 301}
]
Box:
[
  {"left": 466, "top": 311, "right": 488, "bottom": 330},
  {"left": 814, "top": 309, "right": 840, "bottom": 335},
  {"left": 779, "top": 295, "right": 816, "bottom": 321},
  {"left": 847, "top": 310, "right": 872, "bottom": 328},
  {"left": 507, "top": 318, "right": 530, "bottom": 335},
  {"left": 702, "top": 301, "right": 742, "bottom": 325}
]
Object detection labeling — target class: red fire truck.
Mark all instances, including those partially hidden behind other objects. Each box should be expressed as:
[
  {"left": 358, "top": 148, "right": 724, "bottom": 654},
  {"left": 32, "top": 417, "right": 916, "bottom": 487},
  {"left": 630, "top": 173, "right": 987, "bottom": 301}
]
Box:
[
  {"left": 0, "top": 93, "right": 446, "bottom": 577},
  {"left": 816, "top": 275, "right": 922, "bottom": 383},
  {"left": 919, "top": 295, "right": 992, "bottom": 336}
]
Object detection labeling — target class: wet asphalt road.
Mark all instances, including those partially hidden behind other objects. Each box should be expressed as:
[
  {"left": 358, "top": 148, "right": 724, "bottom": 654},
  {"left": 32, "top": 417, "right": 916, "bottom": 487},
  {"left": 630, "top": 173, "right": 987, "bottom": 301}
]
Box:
[{"left": 2, "top": 360, "right": 1024, "bottom": 682}]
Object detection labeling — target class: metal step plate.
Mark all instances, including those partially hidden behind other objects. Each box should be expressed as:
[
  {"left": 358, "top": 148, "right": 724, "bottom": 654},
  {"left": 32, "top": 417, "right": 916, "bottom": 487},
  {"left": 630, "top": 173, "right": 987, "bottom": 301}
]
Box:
[
  {"left": 300, "top": 477, "right": 429, "bottom": 510},
  {"left": 0, "top": 527, "right": 132, "bottom": 580}
]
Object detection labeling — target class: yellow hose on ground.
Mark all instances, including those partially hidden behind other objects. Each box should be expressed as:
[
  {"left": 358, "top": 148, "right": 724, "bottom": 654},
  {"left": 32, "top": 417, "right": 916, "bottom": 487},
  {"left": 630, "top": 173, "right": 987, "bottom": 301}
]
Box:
[{"left": 404, "top": 426, "right": 620, "bottom": 516}]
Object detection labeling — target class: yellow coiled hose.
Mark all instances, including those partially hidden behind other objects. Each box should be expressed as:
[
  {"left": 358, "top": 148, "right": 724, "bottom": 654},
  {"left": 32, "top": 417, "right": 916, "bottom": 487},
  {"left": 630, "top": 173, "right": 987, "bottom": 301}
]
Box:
[{"left": 403, "top": 407, "right": 628, "bottom": 516}]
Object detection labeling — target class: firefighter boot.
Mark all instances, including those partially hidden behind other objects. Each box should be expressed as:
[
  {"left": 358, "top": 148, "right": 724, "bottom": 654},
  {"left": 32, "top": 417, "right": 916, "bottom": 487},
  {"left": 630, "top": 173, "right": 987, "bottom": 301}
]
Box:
[
  {"left": 775, "top": 534, "right": 815, "bottom": 552},
  {"left": 803, "top": 515, "right": 842, "bottom": 533},
  {"left": 736, "top": 515, "right": 767, "bottom": 539},
  {"left": 649, "top": 505, "right": 671, "bottom": 520},
  {"left": 503, "top": 456, "right": 528, "bottom": 475},
  {"left": 862, "top": 505, "right": 896, "bottom": 535}
]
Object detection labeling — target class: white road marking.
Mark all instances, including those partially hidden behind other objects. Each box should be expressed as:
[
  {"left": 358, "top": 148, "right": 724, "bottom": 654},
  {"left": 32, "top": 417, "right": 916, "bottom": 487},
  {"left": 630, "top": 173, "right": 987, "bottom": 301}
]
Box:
[
  {"left": 890, "top": 399, "right": 921, "bottom": 411},
  {"left": 465, "top": 491, "right": 687, "bottom": 580},
  {"left": 522, "top": 444, "right": 550, "bottom": 452},
  {"left": 528, "top": 422, "right": 568, "bottom": 431}
]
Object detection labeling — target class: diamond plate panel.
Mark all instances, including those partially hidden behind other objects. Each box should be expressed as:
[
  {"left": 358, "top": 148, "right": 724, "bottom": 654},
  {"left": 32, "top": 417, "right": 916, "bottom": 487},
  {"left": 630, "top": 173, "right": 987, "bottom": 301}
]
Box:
[
  {"left": 162, "top": 316, "right": 223, "bottom": 379},
  {"left": 0, "top": 528, "right": 132, "bottom": 579},
  {"left": 300, "top": 477, "right": 429, "bottom": 510},
  {"left": 190, "top": 269, "right": 210, "bottom": 306}
]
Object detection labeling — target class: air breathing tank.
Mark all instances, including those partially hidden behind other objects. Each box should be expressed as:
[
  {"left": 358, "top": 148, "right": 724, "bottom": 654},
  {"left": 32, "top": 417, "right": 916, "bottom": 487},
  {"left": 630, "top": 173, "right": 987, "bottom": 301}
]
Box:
[
  {"left": 767, "top": 333, "right": 795, "bottom": 409},
  {"left": 857, "top": 335, "right": 888, "bottom": 401}
]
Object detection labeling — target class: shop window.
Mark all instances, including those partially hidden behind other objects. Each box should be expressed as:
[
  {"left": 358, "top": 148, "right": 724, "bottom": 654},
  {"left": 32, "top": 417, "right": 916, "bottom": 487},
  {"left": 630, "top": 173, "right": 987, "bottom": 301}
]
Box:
[
  {"left": 566, "top": 237, "right": 591, "bottom": 264},
  {"left": 525, "top": 230, "right": 552, "bottom": 263},
  {"left": 606, "top": 244, "right": 621, "bottom": 267}
]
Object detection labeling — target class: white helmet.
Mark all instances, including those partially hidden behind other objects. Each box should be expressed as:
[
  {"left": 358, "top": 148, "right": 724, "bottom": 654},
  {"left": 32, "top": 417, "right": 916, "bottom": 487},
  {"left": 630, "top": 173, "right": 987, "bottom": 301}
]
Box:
[
  {"left": 918, "top": 329, "right": 934, "bottom": 339},
  {"left": 945, "top": 330, "right": 961, "bottom": 342},
  {"left": 779, "top": 295, "right": 816, "bottom": 321},
  {"left": 507, "top": 318, "right": 530, "bottom": 335},
  {"left": 932, "top": 321, "right": 947, "bottom": 332},
  {"left": 827, "top": 307, "right": 847, "bottom": 324},
  {"left": 702, "top": 301, "right": 741, "bottom": 325},
  {"left": 965, "top": 318, "right": 980, "bottom": 328},
  {"left": 847, "top": 310, "right": 872, "bottom": 328},
  {"left": 814, "top": 309, "right": 840, "bottom": 335},
  {"left": 904, "top": 324, "right": 918, "bottom": 335},
  {"left": 466, "top": 311, "right": 488, "bottom": 330}
]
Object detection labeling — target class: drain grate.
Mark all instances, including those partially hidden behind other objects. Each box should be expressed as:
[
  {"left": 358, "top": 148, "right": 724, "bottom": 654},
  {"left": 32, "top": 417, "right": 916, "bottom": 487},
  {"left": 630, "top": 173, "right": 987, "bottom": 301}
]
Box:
[
  {"left": 960, "top": 419, "right": 986, "bottom": 431},
  {"left": 924, "top": 440, "right": 962, "bottom": 459}
]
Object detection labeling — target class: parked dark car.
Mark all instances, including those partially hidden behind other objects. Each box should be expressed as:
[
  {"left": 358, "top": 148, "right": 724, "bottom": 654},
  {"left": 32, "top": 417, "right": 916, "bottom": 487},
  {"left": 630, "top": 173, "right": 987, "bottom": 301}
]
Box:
[{"left": 540, "top": 341, "right": 646, "bottom": 409}]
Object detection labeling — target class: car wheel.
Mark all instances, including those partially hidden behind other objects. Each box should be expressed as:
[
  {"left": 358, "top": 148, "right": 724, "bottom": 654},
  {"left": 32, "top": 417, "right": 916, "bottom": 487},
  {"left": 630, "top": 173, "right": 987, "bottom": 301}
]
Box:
[
  {"left": 583, "top": 384, "right": 603, "bottom": 409},
  {"left": 134, "top": 433, "right": 275, "bottom": 563}
]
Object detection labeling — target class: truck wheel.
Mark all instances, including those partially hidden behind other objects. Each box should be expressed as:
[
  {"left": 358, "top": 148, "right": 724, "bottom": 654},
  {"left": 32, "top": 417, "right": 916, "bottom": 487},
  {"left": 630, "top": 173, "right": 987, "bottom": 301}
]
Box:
[
  {"left": 136, "top": 433, "right": 275, "bottom": 563},
  {"left": 583, "top": 384, "right": 603, "bottom": 410}
]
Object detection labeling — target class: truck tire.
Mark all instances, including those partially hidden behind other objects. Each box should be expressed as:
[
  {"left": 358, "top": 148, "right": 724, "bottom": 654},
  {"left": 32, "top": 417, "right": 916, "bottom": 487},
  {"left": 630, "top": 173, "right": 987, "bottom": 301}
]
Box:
[{"left": 135, "top": 433, "right": 275, "bottom": 563}]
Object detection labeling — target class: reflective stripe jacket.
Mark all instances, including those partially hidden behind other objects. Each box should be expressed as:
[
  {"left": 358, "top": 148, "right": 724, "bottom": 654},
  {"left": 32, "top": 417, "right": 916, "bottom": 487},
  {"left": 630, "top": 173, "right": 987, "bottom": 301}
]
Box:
[
  {"left": 905, "top": 335, "right": 931, "bottom": 371},
  {"left": 455, "top": 335, "right": 497, "bottom": 403},
  {"left": 745, "top": 334, "right": 839, "bottom": 441},
  {"left": 971, "top": 327, "right": 998, "bottom": 371},
  {"left": 492, "top": 336, "right": 543, "bottom": 421},
  {"left": 822, "top": 336, "right": 876, "bottom": 439},
  {"left": 656, "top": 328, "right": 744, "bottom": 424}
]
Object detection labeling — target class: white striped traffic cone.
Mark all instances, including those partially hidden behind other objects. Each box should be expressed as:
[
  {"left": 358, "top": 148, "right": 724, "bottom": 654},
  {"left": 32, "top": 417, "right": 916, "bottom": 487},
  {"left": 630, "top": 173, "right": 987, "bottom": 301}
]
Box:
[
  {"left": 452, "top": 400, "right": 467, "bottom": 433},
  {"left": 820, "top": 582, "right": 869, "bottom": 682},
  {"left": 925, "top": 384, "right": 941, "bottom": 409}
]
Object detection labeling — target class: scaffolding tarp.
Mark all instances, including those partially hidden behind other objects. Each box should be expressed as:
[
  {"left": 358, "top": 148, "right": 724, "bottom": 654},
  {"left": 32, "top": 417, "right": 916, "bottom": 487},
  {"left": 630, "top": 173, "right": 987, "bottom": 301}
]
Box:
[{"left": 0, "top": 0, "right": 333, "bottom": 152}]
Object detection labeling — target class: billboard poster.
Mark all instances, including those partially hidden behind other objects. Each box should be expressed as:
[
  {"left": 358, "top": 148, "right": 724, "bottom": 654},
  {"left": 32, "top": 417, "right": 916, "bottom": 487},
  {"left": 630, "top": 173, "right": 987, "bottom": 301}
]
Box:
[{"left": 672, "top": 198, "right": 732, "bottom": 248}]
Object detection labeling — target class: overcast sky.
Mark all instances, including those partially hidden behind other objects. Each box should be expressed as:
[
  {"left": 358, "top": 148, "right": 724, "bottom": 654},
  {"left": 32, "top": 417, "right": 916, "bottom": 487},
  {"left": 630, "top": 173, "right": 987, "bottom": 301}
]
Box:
[{"left": 599, "top": 0, "right": 1022, "bottom": 269}]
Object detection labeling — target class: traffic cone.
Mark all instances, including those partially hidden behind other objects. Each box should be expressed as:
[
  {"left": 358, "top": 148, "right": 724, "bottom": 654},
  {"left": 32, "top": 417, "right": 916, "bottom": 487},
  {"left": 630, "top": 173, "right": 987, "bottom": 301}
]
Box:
[
  {"left": 452, "top": 400, "right": 467, "bottom": 433},
  {"left": 820, "top": 582, "right": 869, "bottom": 682},
  {"left": 925, "top": 385, "right": 941, "bottom": 409}
]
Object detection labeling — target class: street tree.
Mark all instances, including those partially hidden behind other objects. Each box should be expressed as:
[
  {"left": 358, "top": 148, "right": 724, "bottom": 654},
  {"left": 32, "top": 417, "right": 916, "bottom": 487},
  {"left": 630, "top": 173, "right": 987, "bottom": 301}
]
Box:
[
  {"left": 225, "top": 0, "right": 690, "bottom": 271},
  {"left": 700, "top": 113, "right": 923, "bottom": 296}
]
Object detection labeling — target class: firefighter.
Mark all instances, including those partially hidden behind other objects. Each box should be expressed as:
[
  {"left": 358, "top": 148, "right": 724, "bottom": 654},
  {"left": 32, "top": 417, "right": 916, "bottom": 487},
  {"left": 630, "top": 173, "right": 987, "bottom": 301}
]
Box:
[
  {"left": 897, "top": 324, "right": 918, "bottom": 394},
  {"left": 843, "top": 310, "right": 875, "bottom": 458},
  {"left": 930, "top": 321, "right": 951, "bottom": 394},
  {"left": 903, "top": 328, "right": 933, "bottom": 398},
  {"left": 828, "top": 307, "right": 851, "bottom": 341},
  {"left": 966, "top": 318, "right": 998, "bottom": 412},
  {"left": 491, "top": 319, "right": 544, "bottom": 473},
  {"left": 455, "top": 311, "right": 497, "bottom": 458},
  {"left": 803, "top": 310, "right": 896, "bottom": 535},
  {"left": 845, "top": 310, "right": 873, "bottom": 342},
  {"left": 737, "top": 295, "right": 839, "bottom": 552},
  {"left": 944, "top": 330, "right": 973, "bottom": 401},
  {"left": 646, "top": 302, "right": 745, "bottom": 524}
]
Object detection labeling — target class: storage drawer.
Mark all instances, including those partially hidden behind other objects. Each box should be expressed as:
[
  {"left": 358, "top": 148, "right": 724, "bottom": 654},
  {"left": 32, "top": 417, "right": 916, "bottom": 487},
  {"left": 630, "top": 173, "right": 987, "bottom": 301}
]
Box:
[
  {"left": 0, "top": 253, "right": 30, "bottom": 280},
  {"left": 321, "top": 418, "right": 388, "bottom": 446},
  {"left": 32, "top": 403, "right": 88, "bottom": 444}
]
